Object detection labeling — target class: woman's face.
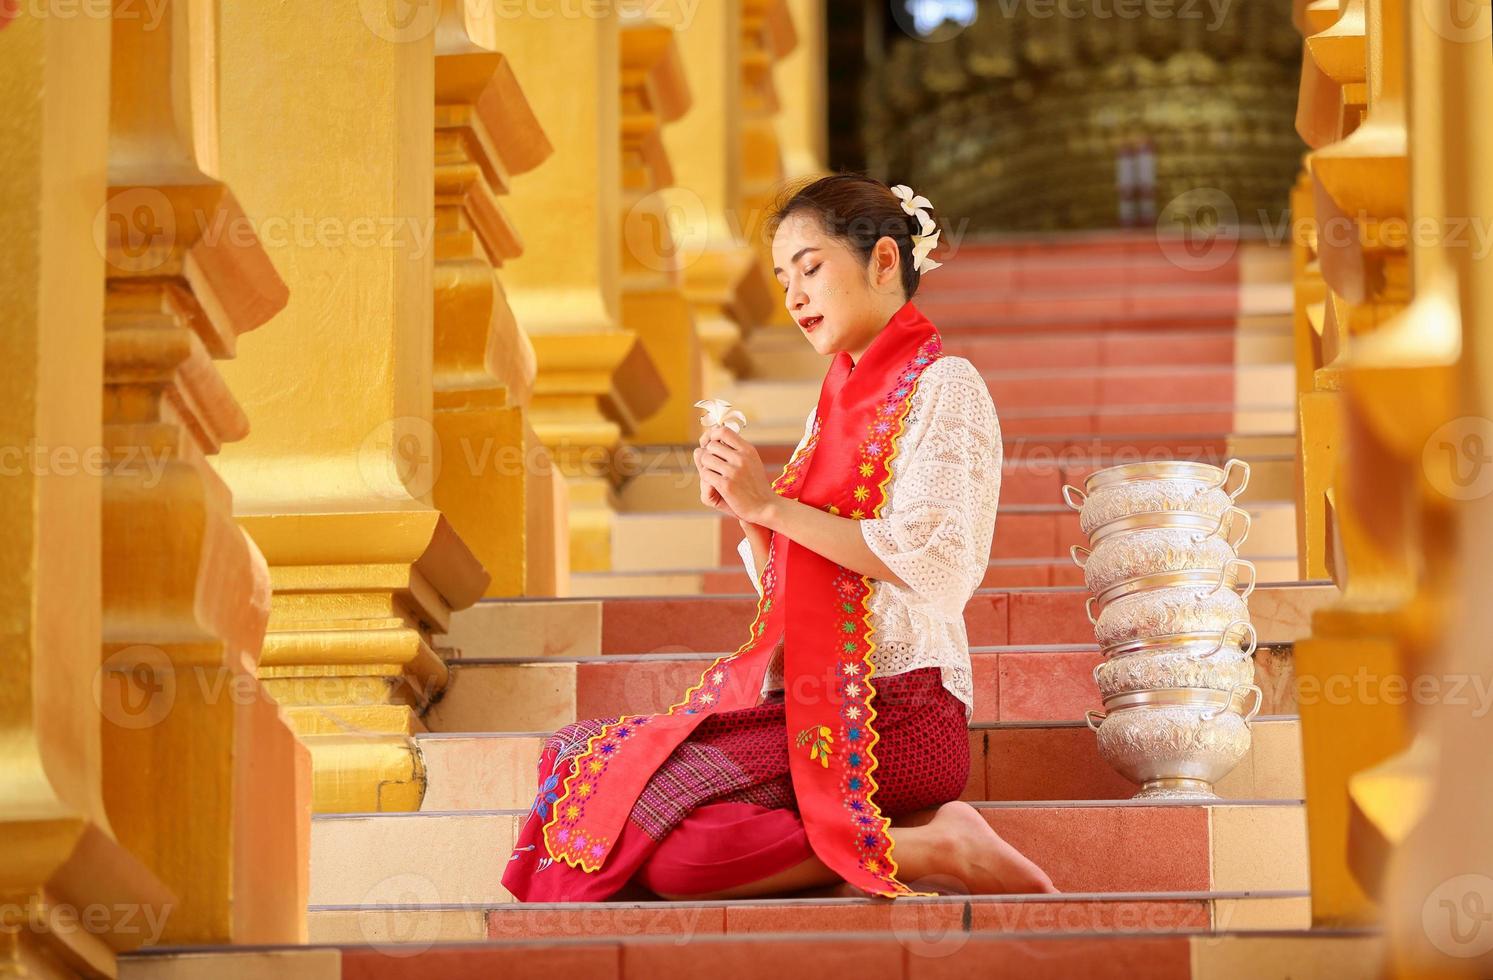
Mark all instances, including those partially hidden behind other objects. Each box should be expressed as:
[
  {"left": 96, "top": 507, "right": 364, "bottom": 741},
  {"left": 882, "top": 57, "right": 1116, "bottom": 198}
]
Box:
[{"left": 771, "top": 212, "right": 905, "bottom": 363}]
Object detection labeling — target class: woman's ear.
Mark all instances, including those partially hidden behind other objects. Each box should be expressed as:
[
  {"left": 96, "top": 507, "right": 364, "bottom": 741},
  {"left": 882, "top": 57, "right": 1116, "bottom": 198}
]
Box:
[{"left": 871, "top": 235, "right": 901, "bottom": 289}]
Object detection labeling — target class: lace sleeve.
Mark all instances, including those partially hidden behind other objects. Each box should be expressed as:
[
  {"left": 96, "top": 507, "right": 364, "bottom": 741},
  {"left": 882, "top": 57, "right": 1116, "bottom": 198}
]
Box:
[
  {"left": 738, "top": 404, "right": 815, "bottom": 596},
  {"left": 859, "top": 358, "right": 1002, "bottom": 621}
]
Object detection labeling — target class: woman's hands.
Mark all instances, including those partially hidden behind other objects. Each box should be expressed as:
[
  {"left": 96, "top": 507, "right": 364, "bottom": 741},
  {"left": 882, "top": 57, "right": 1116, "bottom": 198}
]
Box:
[{"left": 693, "top": 424, "right": 779, "bottom": 526}]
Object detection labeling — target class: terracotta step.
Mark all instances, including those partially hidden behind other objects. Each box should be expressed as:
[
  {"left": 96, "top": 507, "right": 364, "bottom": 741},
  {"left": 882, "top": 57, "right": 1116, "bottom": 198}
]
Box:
[
  {"left": 616, "top": 448, "right": 1296, "bottom": 512},
  {"left": 726, "top": 365, "right": 1291, "bottom": 425},
  {"left": 414, "top": 717, "right": 1302, "bottom": 812},
  {"left": 739, "top": 326, "right": 1249, "bottom": 380},
  {"left": 306, "top": 800, "right": 1309, "bottom": 907},
  {"left": 120, "top": 927, "right": 1384, "bottom": 979},
  {"left": 588, "top": 556, "right": 1299, "bottom": 595},
  {"left": 440, "top": 582, "right": 1332, "bottom": 663},
  {"left": 583, "top": 585, "right": 1324, "bottom": 655},
  {"left": 599, "top": 499, "right": 1298, "bottom": 573},
  {"left": 422, "top": 643, "right": 1299, "bottom": 732},
  {"left": 302, "top": 890, "right": 1314, "bottom": 946}
]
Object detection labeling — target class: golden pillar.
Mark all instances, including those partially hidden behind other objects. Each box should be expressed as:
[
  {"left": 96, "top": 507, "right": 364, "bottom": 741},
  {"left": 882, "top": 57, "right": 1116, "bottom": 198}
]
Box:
[
  {"left": 100, "top": 0, "right": 308, "bottom": 944},
  {"left": 776, "top": 0, "right": 828, "bottom": 180},
  {"left": 659, "top": 0, "right": 778, "bottom": 396},
  {"left": 208, "top": 0, "right": 489, "bottom": 813},
  {"left": 739, "top": 0, "right": 799, "bottom": 328},
  {"left": 0, "top": 10, "right": 174, "bottom": 978},
  {"left": 1382, "top": 1, "right": 1493, "bottom": 974},
  {"left": 1291, "top": 0, "right": 1460, "bottom": 927},
  {"left": 431, "top": 5, "right": 567, "bottom": 597},
  {"left": 620, "top": 10, "right": 702, "bottom": 444},
  {"left": 500, "top": 8, "right": 667, "bottom": 572}
]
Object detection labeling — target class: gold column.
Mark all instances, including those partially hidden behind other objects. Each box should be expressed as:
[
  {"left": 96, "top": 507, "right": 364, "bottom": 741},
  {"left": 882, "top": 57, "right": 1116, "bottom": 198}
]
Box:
[
  {"left": 431, "top": 4, "right": 566, "bottom": 597},
  {"left": 99, "top": 0, "right": 308, "bottom": 944},
  {"left": 1383, "top": 1, "right": 1493, "bottom": 974},
  {"left": 500, "top": 8, "right": 667, "bottom": 572},
  {"left": 739, "top": 0, "right": 798, "bottom": 329},
  {"left": 659, "top": 0, "right": 777, "bottom": 397},
  {"left": 209, "top": 0, "right": 489, "bottom": 813},
  {"left": 776, "top": 0, "right": 827, "bottom": 179},
  {"left": 1291, "top": 0, "right": 1458, "bottom": 927},
  {"left": 620, "top": 11, "right": 702, "bottom": 444},
  {"left": 0, "top": 11, "right": 173, "bottom": 979}
]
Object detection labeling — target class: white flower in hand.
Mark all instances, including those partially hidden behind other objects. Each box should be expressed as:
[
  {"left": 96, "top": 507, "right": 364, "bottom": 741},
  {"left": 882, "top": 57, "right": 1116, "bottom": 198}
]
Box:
[{"left": 695, "top": 398, "right": 747, "bottom": 433}]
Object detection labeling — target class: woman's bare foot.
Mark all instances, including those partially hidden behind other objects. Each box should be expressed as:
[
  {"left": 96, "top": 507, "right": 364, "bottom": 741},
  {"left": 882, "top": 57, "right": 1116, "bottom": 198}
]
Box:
[{"left": 919, "top": 801, "right": 1061, "bottom": 895}]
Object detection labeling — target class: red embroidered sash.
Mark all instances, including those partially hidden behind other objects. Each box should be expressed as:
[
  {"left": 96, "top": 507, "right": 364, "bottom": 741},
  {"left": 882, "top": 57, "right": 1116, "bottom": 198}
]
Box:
[{"left": 541, "top": 300, "right": 944, "bottom": 898}]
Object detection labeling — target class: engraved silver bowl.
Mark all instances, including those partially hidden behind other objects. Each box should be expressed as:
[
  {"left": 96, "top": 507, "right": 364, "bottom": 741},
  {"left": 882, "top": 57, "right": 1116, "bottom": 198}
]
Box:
[
  {"left": 1085, "top": 684, "right": 1263, "bottom": 799},
  {"left": 1063, "top": 459, "right": 1251, "bottom": 538},
  {"left": 1093, "top": 622, "right": 1258, "bottom": 700},
  {"left": 1086, "top": 559, "right": 1256, "bottom": 649},
  {"left": 1070, "top": 506, "right": 1251, "bottom": 597}
]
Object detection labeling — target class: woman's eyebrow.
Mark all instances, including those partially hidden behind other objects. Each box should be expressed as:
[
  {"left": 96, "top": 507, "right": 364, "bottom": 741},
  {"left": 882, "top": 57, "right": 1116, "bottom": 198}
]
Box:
[{"left": 772, "top": 247, "right": 820, "bottom": 275}]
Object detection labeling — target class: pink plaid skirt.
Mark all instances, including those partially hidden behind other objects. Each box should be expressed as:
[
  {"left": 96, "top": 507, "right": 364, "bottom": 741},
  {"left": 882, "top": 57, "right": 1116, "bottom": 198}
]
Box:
[{"left": 502, "top": 666, "right": 970, "bottom": 901}]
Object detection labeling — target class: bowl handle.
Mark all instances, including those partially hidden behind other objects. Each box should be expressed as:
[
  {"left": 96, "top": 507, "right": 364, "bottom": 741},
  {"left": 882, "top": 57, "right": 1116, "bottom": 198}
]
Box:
[
  {"left": 1238, "top": 683, "right": 1264, "bottom": 723},
  {"left": 1091, "top": 661, "right": 1104, "bottom": 685},
  {"left": 1219, "top": 458, "right": 1251, "bottom": 500},
  {"left": 1212, "top": 557, "right": 1257, "bottom": 599},
  {"left": 1085, "top": 709, "right": 1106, "bottom": 732},
  {"left": 1061, "top": 484, "right": 1087, "bottom": 511},
  {"left": 1194, "top": 618, "right": 1255, "bottom": 660},
  {"left": 1085, "top": 594, "right": 1100, "bottom": 626},
  {"left": 1070, "top": 544, "right": 1091, "bottom": 569},
  {"left": 1227, "top": 619, "right": 1259, "bottom": 657},
  {"left": 1219, "top": 506, "right": 1252, "bottom": 550}
]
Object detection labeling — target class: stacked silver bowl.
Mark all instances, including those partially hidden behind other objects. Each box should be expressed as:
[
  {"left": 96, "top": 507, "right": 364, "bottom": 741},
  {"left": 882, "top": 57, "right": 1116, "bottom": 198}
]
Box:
[{"left": 1063, "top": 459, "right": 1263, "bottom": 800}]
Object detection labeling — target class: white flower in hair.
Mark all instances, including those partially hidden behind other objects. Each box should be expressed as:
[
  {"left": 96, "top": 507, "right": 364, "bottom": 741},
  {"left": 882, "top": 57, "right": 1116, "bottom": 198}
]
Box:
[
  {"left": 694, "top": 398, "right": 747, "bottom": 433},
  {"left": 891, "top": 183, "right": 944, "bottom": 274}
]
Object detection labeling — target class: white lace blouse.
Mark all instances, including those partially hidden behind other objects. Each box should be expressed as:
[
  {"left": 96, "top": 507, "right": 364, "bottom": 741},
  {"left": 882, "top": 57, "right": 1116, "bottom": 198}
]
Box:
[{"left": 737, "top": 355, "right": 1002, "bottom": 722}]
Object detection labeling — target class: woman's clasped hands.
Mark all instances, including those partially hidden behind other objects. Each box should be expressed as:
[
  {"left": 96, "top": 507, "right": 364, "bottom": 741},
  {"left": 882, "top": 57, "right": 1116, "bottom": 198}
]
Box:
[{"left": 694, "top": 424, "right": 778, "bottom": 526}]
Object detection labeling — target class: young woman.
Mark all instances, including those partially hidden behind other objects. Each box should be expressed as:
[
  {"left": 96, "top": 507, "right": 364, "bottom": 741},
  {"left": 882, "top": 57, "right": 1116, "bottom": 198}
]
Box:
[{"left": 503, "top": 174, "right": 1057, "bottom": 902}]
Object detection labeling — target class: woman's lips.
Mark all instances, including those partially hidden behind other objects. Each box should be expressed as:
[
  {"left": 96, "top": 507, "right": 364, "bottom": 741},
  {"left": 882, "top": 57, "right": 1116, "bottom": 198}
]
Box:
[{"left": 800, "top": 315, "right": 823, "bottom": 332}]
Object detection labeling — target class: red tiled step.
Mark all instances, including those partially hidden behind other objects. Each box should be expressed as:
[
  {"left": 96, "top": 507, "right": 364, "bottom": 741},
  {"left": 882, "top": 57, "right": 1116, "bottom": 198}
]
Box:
[
  {"left": 711, "top": 506, "right": 1081, "bottom": 564},
  {"left": 483, "top": 894, "right": 1212, "bottom": 940},
  {"left": 336, "top": 933, "right": 1196, "bottom": 979},
  {"left": 414, "top": 713, "right": 1299, "bottom": 810},
  {"left": 592, "top": 590, "right": 1115, "bottom": 654},
  {"left": 448, "top": 642, "right": 1290, "bottom": 725},
  {"left": 138, "top": 926, "right": 1382, "bottom": 979},
  {"left": 700, "top": 558, "right": 1084, "bottom": 593},
  {"left": 757, "top": 434, "right": 1237, "bottom": 468},
  {"left": 939, "top": 330, "right": 1236, "bottom": 372}
]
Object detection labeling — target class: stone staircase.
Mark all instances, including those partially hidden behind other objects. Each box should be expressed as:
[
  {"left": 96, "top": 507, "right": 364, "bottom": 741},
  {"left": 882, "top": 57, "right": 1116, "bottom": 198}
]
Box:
[{"left": 122, "top": 235, "right": 1385, "bottom": 978}]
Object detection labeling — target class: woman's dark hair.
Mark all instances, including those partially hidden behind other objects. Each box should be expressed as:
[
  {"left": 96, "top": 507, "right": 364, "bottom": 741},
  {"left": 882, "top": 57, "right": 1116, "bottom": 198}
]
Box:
[{"left": 766, "top": 172, "right": 924, "bottom": 301}]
